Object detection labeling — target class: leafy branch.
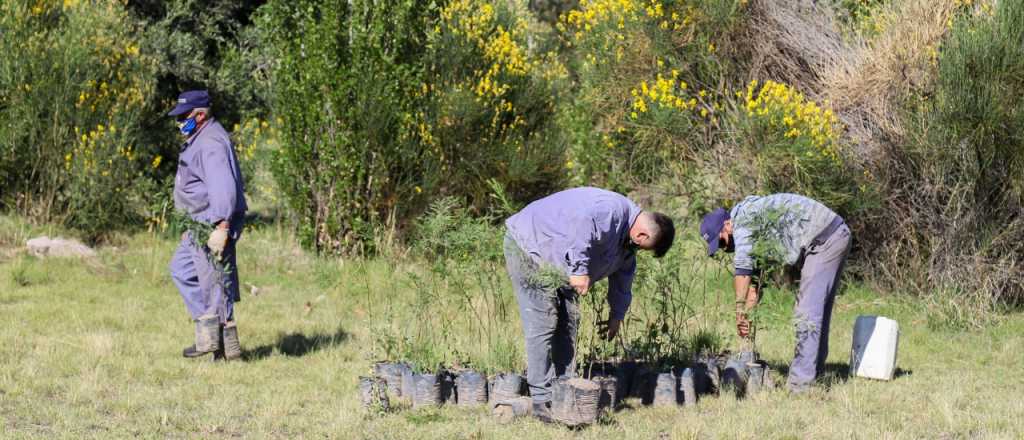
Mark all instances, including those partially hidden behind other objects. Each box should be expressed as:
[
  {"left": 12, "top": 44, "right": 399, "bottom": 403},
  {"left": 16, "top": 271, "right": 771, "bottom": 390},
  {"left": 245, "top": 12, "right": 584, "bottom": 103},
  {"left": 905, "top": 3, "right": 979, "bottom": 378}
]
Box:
[{"left": 169, "top": 210, "right": 235, "bottom": 291}]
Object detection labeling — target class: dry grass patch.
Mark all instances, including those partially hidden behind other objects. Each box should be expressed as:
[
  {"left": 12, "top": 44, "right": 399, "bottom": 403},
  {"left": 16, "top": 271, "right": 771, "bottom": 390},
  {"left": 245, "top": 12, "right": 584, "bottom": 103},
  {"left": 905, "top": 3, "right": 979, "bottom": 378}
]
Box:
[{"left": 822, "top": 0, "right": 961, "bottom": 160}]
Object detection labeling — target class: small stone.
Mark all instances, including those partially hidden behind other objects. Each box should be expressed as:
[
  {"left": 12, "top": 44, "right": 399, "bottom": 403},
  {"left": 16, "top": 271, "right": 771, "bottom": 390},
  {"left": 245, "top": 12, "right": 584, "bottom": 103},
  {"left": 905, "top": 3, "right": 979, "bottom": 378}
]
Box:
[
  {"left": 26, "top": 236, "right": 96, "bottom": 258},
  {"left": 491, "top": 397, "right": 532, "bottom": 423}
]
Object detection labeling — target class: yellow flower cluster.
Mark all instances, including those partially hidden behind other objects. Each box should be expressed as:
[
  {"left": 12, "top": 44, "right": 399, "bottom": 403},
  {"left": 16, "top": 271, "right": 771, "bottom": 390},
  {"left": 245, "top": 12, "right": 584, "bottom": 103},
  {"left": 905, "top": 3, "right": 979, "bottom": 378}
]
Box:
[
  {"left": 742, "top": 80, "right": 840, "bottom": 163},
  {"left": 484, "top": 27, "right": 528, "bottom": 76},
  {"left": 64, "top": 2, "right": 149, "bottom": 119},
  {"left": 564, "top": 0, "right": 694, "bottom": 32},
  {"left": 628, "top": 70, "right": 699, "bottom": 119},
  {"left": 61, "top": 2, "right": 154, "bottom": 178},
  {"left": 439, "top": 0, "right": 538, "bottom": 133},
  {"left": 67, "top": 124, "right": 136, "bottom": 175},
  {"left": 562, "top": 0, "right": 697, "bottom": 52},
  {"left": 440, "top": 0, "right": 495, "bottom": 42},
  {"left": 30, "top": 0, "right": 51, "bottom": 15},
  {"left": 475, "top": 26, "right": 528, "bottom": 98},
  {"left": 232, "top": 117, "right": 278, "bottom": 162},
  {"left": 564, "top": 0, "right": 642, "bottom": 31}
]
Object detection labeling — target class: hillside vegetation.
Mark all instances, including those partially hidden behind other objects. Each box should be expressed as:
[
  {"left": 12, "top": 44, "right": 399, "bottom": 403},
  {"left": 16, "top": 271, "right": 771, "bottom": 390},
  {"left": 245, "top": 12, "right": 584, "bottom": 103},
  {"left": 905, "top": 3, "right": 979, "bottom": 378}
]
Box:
[{"left": 1, "top": 0, "right": 1022, "bottom": 320}]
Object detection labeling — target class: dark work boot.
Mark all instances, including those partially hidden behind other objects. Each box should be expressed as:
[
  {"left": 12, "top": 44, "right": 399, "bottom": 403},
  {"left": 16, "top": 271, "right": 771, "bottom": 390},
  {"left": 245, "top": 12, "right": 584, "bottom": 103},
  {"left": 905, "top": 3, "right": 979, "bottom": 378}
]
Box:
[{"left": 531, "top": 401, "right": 556, "bottom": 424}]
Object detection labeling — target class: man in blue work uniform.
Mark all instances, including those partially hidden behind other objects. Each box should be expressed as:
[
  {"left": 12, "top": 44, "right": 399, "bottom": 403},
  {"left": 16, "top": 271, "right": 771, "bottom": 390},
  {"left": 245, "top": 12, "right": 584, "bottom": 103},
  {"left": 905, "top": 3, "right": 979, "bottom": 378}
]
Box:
[
  {"left": 167, "top": 90, "right": 248, "bottom": 361},
  {"left": 700, "top": 193, "right": 851, "bottom": 393},
  {"left": 504, "top": 187, "right": 675, "bottom": 422}
]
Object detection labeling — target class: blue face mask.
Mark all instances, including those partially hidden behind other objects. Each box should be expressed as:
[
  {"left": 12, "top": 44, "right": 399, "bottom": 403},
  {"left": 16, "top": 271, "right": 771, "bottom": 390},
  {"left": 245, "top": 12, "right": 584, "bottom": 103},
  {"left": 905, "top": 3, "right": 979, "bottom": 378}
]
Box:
[{"left": 178, "top": 117, "right": 197, "bottom": 136}]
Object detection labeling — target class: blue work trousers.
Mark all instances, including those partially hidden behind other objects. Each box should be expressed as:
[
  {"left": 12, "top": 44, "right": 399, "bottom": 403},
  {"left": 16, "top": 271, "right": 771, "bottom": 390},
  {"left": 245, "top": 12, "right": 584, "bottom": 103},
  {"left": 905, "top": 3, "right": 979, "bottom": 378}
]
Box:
[
  {"left": 788, "top": 224, "right": 852, "bottom": 388},
  {"left": 169, "top": 227, "right": 242, "bottom": 324},
  {"left": 504, "top": 234, "right": 579, "bottom": 404}
]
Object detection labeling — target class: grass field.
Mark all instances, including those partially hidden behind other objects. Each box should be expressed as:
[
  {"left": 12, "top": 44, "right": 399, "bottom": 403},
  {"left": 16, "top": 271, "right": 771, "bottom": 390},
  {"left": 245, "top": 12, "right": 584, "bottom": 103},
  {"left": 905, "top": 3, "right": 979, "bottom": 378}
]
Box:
[{"left": 2, "top": 217, "right": 1023, "bottom": 439}]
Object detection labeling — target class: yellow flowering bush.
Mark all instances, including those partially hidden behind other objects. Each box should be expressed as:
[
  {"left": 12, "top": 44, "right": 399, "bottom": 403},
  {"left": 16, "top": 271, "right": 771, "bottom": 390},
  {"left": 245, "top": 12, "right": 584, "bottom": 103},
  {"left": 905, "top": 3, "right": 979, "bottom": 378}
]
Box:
[
  {"left": 742, "top": 80, "right": 840, "bottom": 164},
  {"left": 415, "top": 0, "right": 570, "bottom": 208},
  {"left": 730, "top": 80, "right": 854, "bottom": 210},
  {"left": 562, "top": 0, "right": 699, "bottom": 40},
  {"left": 629, "top": 69, "right": 703, "bottom": 119},
  {"left": 560, "top": 0, "right": 710, "bottom": 78},
  {"left": 0, "top": 0, "right": 159, "bottom": 239},
  {"left": 556, "top": 0, "right": 744, "bottom": 187}
]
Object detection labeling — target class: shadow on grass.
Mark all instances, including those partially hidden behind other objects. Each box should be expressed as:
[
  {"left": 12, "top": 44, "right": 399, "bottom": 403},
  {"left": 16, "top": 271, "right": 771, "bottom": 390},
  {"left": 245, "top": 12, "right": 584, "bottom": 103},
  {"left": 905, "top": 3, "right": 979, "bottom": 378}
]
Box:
[
  {"left": 243, "top": 327, "right": 349, "bottom": 361},
  {"left": 768, "top": 361, "right": 913, "bottom": 389}
]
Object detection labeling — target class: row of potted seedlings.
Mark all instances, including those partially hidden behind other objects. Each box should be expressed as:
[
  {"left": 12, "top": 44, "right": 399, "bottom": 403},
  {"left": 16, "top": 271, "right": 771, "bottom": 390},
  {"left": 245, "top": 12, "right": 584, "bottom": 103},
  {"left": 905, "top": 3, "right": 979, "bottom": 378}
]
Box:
[
  {"left": 360, "top": 363, "right": 526, "bottom": 410},
  {"left": 360, "top": 352, "right": 774, "bottom": 426},
  {"left": 581, "top": 351, "right": 773, "bottom": 407}
]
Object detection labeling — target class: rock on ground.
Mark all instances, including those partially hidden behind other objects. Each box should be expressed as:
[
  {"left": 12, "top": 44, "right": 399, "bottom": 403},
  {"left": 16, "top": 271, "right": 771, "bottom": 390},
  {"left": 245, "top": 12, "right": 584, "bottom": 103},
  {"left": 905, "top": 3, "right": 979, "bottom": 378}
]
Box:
[{"left": 26, "top": 236, "right": 97, "bottom": 258}]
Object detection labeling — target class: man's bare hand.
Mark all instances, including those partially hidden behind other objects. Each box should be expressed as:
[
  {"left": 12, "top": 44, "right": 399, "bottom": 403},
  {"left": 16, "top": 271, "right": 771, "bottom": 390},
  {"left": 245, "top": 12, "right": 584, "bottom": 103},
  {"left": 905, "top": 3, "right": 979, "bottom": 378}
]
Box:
[
  {"left": 736, "top": 313, "right": 751, "bottom": 338},
  {"left": 597, "top": 319, "right": 622, "bottom": 340},
  {"left": 569, "top": 274, "right": 590, "bottom": 296}
]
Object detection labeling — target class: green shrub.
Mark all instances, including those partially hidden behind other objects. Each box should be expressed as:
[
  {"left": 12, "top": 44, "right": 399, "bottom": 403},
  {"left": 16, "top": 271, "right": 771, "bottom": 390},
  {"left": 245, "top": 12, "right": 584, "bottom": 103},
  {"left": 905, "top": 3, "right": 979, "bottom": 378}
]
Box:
[
  {"left": 259, "top": 0, "right": 436, "bottom": 254},
  {"left": 415, "top": 0, "right": 570, "bottom": 210},
  {"left": 0, "top": 1, "right": 161, "bottom": 241},
  {"left": 261, "top": 0, "right": 570, "bottom": 254},
  {"left": 725, "top": 79, "right": 863, "bottom": 215},
  {"left": 365, "top": 195, "right": 519, "bottom": 373},
  {"left": 866, "top": 0, "right": 1024, "bottom": 324},
  {"left": 130, "top": 0, "right": 269, "bottom": 125},
  {"left": 931, "top": 1, "right": 1024, "bottom": 201},
  {"left": 412, "top": 197, "right": 517, "bottom": 372},
  {"left": 555, "top": 0, "right": 747, "bottom": 189}
]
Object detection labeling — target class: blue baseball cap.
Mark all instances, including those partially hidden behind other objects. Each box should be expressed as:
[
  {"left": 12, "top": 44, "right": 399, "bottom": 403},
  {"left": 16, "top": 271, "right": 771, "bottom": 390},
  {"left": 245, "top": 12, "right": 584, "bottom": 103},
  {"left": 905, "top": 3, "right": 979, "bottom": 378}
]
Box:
[
  {"left": 700, "top": 208, "right": 730, "bottom": 257},
  {"left": 167, "top": 90, "right": 211, "bottom": 117}
]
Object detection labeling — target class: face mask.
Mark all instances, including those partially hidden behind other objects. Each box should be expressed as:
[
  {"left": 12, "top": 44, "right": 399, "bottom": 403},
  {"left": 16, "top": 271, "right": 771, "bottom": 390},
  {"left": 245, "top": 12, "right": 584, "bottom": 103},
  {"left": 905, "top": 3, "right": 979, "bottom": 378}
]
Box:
[
  {"left": 722, "top": 236, "right": 736, "bottom": 253},
  {"left": 178, "top": 117, "right": 197, "bottom": 136}
]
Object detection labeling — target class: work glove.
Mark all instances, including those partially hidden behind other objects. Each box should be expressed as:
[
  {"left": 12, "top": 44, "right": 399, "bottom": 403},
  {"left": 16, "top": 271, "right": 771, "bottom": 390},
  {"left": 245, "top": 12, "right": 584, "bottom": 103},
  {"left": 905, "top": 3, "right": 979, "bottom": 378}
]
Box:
[{"left": 207, "top": 226, "right": 229, "bottom": 260}]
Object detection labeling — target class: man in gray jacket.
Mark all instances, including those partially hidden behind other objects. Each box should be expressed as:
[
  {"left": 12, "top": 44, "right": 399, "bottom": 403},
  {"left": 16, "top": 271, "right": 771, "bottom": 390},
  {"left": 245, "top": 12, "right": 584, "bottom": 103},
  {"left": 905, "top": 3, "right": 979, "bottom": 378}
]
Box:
[
  {"left": 505, "top": 187, "right": 675, "bottom": 422},
  {"left": 167, "top": 90, "right": 248, "bottom": 361},
  {"left": 700, "top": 193, "right": 851, "bottom": 392}
]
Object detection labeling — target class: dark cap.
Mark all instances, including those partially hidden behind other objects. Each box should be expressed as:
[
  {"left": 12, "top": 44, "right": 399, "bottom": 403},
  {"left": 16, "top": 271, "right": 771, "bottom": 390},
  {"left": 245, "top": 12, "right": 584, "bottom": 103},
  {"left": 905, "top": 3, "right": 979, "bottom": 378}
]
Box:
[
  {"left": 700, "top": 208, "right": 730, "bottom": 257},
  {"left": 167, "top": 90, "right": 211, "bottom": 117}
]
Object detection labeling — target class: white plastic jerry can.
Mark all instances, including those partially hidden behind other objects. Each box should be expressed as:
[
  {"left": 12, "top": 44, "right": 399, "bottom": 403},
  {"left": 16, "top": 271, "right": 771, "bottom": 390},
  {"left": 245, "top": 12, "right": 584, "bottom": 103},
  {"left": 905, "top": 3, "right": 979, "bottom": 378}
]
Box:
[{"left": 850, "top": 315, "right": 900, "bottom": 381}]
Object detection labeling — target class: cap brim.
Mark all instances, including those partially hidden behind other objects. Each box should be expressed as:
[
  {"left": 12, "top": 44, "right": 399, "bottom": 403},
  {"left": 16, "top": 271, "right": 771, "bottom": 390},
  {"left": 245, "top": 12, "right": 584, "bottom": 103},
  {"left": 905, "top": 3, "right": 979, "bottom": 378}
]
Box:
[
  {"left": 705, "top": 222, "right": 725, "bottom": 257},
  {"left": 167, "top": 104, "right": 193, "bottom": 117},
  {"left": 706, "top": 236, "right": 720, "bottom": 257}
]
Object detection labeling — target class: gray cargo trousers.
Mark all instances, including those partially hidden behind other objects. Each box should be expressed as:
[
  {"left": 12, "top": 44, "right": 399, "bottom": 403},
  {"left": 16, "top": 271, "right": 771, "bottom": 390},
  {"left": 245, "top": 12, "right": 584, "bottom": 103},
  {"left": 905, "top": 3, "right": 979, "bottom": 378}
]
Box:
[
  {"left": 503, "top": 233, "right": 579, "bottom": 404},
  {"left": 789, "top": 222, "right": 852, "bottom": 388}
]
